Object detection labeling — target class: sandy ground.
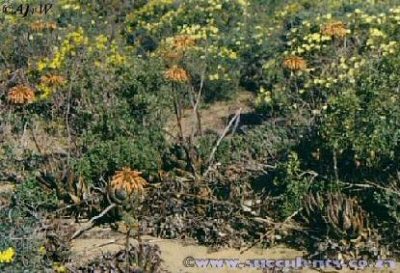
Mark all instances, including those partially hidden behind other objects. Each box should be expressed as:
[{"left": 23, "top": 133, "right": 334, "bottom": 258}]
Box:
[
  {"left": 69, "top": 226, "right": 399, "bottom": 273},
  {"left": 0, "top": 182, "right": 15, "bottom": 193},
  {"left": 164, "top": 91, "right": 255, "bottom": 138},
  {"left": 70, "top": 236, "right": 303, "bottom": 273}
]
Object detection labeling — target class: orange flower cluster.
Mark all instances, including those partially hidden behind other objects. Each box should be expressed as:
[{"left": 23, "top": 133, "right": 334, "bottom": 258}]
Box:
[
  {"left": 321, "top": 21, "right": 347, "bottom": 38},
  {"left": 7, "top": 85, "right": 35, "bottom": 104},
  {"left": 162, "top": 35, "right": 196, "bottom": 64},
  {"left": 164, "top": 65, "right": 189, "bottom": 82},
  {"left": 283, "top": 56, "right": 307, "bottom": 71},
  {"left": 110, "top": 167, "right": 148, "bottom": 195},
  {"left": 30, "top": 21, "right": 57, "bottom": 32},
  {"left": 172, "top": 35, "right": 196, "bottom": 51},
  {"left": 40, "top": 75, "right": 66, "bottom": 86}
]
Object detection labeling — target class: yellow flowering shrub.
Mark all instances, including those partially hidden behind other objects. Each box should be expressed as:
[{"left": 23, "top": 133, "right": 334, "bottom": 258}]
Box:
[
  {"left": 53, "top": 262, "right": 68, "bottom": 273},
  {"left": 124, "top": 0, "right": 251, "bottom": 100},
  {"left": 94, "top": 34, "right": 108, "bottom": 50},
  {"left": 0, "top": 247, "right": 15, "bottom": 264},
  {"left": 251, "top": 0, "right": 400, "bottom": 176},
  {"left": 256, "top": 0, "right": 400, "bottom": 113},
  {"left": 37, "top": 27, "right": 88, "bottom": 71}
]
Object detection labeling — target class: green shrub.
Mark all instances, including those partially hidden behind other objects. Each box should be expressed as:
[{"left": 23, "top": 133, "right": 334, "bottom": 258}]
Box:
[
  {"left": 75, "top": 134, "right": 165, "bottom": 186},
  {"left": 0, "top": 178, "right": 58, "bottom": 272}
]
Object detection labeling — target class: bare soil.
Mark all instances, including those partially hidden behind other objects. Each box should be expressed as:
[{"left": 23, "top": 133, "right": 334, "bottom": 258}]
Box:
[
  {"left": 68, "top": 225, "right": 399, "bottom": 273},
  {"left": 164, "top": 91, "right": 255, "bottom": 138}
]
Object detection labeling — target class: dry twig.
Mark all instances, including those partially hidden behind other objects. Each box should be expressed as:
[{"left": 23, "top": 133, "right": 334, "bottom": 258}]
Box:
[
  {"left": 203, "top": 108, "right": 242, "bottom": 177},
  {"left": 70, "top": 203, "right": 116, "bottom": 240}
]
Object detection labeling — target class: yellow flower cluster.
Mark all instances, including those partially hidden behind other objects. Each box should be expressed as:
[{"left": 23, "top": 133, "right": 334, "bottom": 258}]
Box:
[
  {"left": 201, "top": 44, "right": 237, "bottom": 60},
  {"left": 127, "top": 0, "right": 175, "bottom": 23},
  {"left": 237, "top": 0, "right": 249, "bottom": 7},
  {"left": 53, "top": 262, "right": 68, "bottom": 273},
  {"left": 38, "top": 246, "right": 46, "bottom": 255},
  {"left": 276, "top": 3, "right": 303, "bottom": 18},
  {"left": 208, "top": 72, "right": 232, "bottom": 81},
  {"left": 205, "top": 0, "right": 223, "bottom": 12},
  {"left": 4, "top": 14, "right": 18, "bottom": 25},
  {"left": 0, "top": 247, "right": 15, "bottom": 263},
  {"left": 179, "top": 23, "right": 219, "bottom": 40},
  {"left": 390, "top": 7, "right": 400, "bottom": 14},
  {"left": 66, "top": 28, "right": 89, "bottom": 46},
  {"left": 202, "top": 0, "right": 249, "bottom": 13},
  {"left": 353, "top": 12, "right": 384, "bottom": 24},
  {"left": 345, "top": 6, "right": 397, "bottom": 28},
  {"left": 138, "top": 8, "right": 185, "bottom": 34},
  {"left": 106, "top": 42, "right": 126, "bottom": 67},
  {"left": 285, "top": 17, "right": 352, "bottom": 56},
  {"left": 366, "top": 28, "right": 387, "bottom": 48},
  {"left": 308, "top": 55, "right": 367, "bottom": 90},
  {"left": 38, "top": 27, "right": 88, "bottom": 71},
  {"left": 287, "top": 32, "right": 332, "bottom": 54},
  {"left": 94, "top": 34, "right": 108, "bottom": 51},
  {"left": 218, "top": 47, "right": 238, "bottom": 59},
  {"left": 370, "top": 27, "right": 386, "bottom": 37},
  {"left": 250, "top": 25, "right": 273, "bottom": 46},
  {"left": 59, "top": 0, "right": 81, "bottom": 10},
  {"left": 341, "top": 58, "right": 362, "bottom": 79},
  {"left": 256, "top": 87, "right": 272, "bottom": 104},
  {"left": 380, "top": 41, "right": 398, "bottom": 56},
  {"left": 209, "top": 65, "right": 233, "bottom": 81},
  {"left": 322, "top": 6, "right": 398, "bottom": 58},
  {"left": 305, "top": 33, "right": 332, "bottom": 43},
  {"left": 128, "top": 0, "right": 249, "bottom": 39},
  {"left": 37, "top": 84, "right": 52, "bottom": 99},
  {"left": 310, "top": 77, "right": 338, "bottom": 88},
  {"left": 85, "top": 35, "right": 127, "bottom": 68},
  {"left": 173, "top": 21, "right": 240, "bottom": 81}
]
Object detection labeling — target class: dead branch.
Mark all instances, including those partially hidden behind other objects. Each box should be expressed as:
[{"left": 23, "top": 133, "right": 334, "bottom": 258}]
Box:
[
  {"left": 188, "top": 68, "right": 205, "bottom": 137},
  {"left": 29, "top": 125, "right": 43, "bottom": 155},
  {"left": 70, "top": 203, "right": 116, "bottom": 240},
  {"left": 338, "top": 180, "right": 400, "bottom": 198},
  {"left": 240, "top": 210, "right": 304, "bottom": 254},
  {"left": 203, "top": 108, "right": 242, "bottom": 177}
]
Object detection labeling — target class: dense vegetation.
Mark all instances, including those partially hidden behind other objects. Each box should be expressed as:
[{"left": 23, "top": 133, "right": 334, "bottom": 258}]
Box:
[{"left": 0, "top": 0, "right": 399, "bottom": 272}]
